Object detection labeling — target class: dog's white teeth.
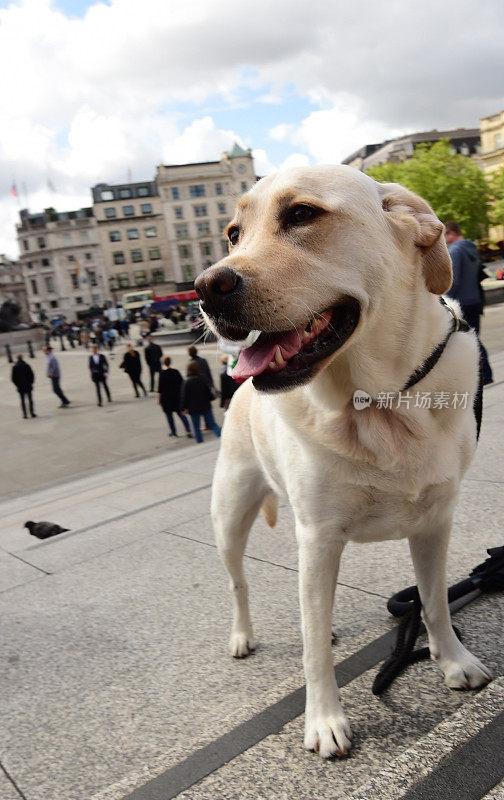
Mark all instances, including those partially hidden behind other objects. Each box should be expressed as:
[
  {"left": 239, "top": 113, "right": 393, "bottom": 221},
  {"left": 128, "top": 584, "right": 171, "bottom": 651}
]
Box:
[
  {"left": 274, "top": 346, "right": 286, "bottom": 366},
  {"left": 302, "top": 330, "right": 311, "bottom": 343},
  {"left": 268, "top": 361, "right": 275, "bottom": 370}
]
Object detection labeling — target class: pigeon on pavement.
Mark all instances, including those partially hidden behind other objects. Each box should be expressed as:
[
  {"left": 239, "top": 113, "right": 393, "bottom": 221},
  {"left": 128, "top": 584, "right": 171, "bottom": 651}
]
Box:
[{"left": 24, "top": 521, "right": 70, "bottom": 539}]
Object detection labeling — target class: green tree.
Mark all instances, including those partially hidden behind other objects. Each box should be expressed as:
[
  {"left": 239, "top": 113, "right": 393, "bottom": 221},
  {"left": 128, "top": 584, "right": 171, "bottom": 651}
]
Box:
[{"left": 366, "top": 140, "right": 489, "bottom": 240}]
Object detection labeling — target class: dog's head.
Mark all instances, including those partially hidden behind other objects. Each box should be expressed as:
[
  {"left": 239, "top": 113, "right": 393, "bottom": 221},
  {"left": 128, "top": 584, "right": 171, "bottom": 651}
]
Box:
[{"left": 195, "top": 165, "right": 452, "bottom": 393}]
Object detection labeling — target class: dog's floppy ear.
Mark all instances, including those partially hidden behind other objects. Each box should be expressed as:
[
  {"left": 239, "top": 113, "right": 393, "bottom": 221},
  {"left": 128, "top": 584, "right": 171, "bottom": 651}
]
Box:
[{"left": 377, "top": 182, "right": 452, "bottom": 295}]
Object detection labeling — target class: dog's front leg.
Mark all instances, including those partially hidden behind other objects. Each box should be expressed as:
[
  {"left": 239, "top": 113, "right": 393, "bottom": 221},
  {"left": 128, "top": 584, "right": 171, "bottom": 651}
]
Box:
[
  {"left": 409, "top": 528, "right": 492, "bottom": 689},
  {"left": 297, "top": 528, "right": 353, "bottom": 757}
]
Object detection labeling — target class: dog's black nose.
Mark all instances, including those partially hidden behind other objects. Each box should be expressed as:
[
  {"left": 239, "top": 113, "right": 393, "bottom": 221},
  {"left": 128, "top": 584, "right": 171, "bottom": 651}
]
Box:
[{"left": 194, "top": 266, "right": 242, "bottom": 313}]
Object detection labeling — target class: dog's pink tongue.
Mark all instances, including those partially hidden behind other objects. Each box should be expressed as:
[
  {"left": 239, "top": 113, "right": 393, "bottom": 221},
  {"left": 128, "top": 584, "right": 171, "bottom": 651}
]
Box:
[{"left": 232, "top": 328, "right": 303, "bottom": 382}]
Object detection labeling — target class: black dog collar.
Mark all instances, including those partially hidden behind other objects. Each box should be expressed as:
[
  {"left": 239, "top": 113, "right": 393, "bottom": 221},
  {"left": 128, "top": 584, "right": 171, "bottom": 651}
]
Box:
[{"left": 401, "top": 298, "right": 470, "bottom": 392}]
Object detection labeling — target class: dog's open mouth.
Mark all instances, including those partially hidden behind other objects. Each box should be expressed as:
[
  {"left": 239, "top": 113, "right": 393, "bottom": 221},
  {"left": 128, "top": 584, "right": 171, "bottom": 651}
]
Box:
[{"left": 230, "top": 298, "right": 360, "bottom": 392}]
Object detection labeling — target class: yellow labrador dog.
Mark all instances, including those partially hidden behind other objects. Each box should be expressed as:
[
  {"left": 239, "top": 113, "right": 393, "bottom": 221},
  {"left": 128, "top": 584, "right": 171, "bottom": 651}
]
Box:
[{"left": 194, "top": 165, "right": 491, "bottom": 759}]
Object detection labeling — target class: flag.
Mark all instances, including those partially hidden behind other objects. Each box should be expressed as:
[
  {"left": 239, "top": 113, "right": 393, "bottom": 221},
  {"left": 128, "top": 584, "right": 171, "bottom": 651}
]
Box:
[
  {"left": 47, "top": 178, "right": 56, "bottom": 193},
  {"left": 11, "top": 181, "right": 18, "bottom": 197},
  {"left": 74, "top": 258, "right": 80, "bottom": 277}
]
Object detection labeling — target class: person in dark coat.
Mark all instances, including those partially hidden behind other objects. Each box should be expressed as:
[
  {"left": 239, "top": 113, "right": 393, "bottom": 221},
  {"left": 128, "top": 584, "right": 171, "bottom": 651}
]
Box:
[
  {"left": 181, "top": 361, "right": 221, "bottom": 444},
  {"left": 144, "top": 335, "right": 163, "bottom": 392},
  {"left": 89, "top": 344, "right": 112, "bottom": 406},
  {"left": 219, "top": 354, "right": 239, "bottom": 410},
  {"left": 120, "top": 343, "right": 147, "bottom": 398},
  {"left": 187, "top": 345, "right": 215, "bottom": 391},
  {"left": 157, "top": 356, "right": 192, "bottom": 438},
  {"left": 11, "top": 353, "right": 36, "bottom": 419}
]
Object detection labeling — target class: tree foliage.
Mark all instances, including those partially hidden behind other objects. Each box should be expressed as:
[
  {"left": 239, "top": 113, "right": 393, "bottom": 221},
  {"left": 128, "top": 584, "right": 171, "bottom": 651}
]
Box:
[{"left": 366, "top": 140, "right": 490, "bottom": 240}]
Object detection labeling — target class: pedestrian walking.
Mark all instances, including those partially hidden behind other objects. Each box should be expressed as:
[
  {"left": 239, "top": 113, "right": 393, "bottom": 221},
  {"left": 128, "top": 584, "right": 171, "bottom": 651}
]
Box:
[
  {"left": 188, "top": 345, "right": 215, "bottom": 392},
  {"left": 181, "top": 361, "right": 221, "bottom": 443},
  {"left": 43, "top": 346, "right": 70, "bottom": 407},
  {"left": 158, "top": 356, "right": 192, "bottom": 438},
  {"left": 444, "top": 221, "right": 493, "bottom": 384},
  {"left": 11, "top": 353, "right": 36, "bottom": 419},
  {"left": 119, "top": 343, "right": 147, "bottom": 398},
  {"left": 220, "top": 354, "right": 239, "bottom": 410},
  {"left": 89, "top": 344, "right": 112, "bottom": 406},
  {"left": 144, "top": 335, "right": 163, "bottom": 392}
]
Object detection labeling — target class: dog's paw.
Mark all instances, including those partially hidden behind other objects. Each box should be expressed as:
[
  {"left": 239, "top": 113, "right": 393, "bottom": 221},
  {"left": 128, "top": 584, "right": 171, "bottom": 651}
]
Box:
[
  {"left": 437, "top": 644, "right": 493, "bottom": 690},
  {"left": 229, "top": 631, "right": 255, "bottom": 658},
  {"left": 304, "top": 713, "right": 353, "bottom": 759}
]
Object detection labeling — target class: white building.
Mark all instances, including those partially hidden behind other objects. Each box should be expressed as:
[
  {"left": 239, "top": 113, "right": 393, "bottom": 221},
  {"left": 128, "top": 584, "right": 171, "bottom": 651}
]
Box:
[
  {"left": 16, "top": 207, "right": 110, "bottom": 322},
  {"left": 156, "top": 143, "right": 257, "bottom": 282}
]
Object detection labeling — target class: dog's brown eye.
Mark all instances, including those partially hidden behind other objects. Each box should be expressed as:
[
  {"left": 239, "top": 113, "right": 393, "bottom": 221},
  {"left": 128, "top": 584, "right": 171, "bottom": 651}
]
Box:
[
  {"left": 285, "top": 204, "right": 319, "bottom": 227},
  {"left": 228, "top": 227, "right": 240, "bottom": 246}
]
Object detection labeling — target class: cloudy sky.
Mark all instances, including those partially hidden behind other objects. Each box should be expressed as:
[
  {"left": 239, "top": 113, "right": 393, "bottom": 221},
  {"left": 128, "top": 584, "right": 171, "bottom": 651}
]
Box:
[{"left": 1, "top": 0, "right": 503, "bottom": 257}]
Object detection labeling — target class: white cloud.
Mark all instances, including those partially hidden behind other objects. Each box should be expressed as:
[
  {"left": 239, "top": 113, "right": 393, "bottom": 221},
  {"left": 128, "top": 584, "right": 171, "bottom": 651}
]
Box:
[{"left": 161, "top": 117, "right": 246, "bottom": 165}]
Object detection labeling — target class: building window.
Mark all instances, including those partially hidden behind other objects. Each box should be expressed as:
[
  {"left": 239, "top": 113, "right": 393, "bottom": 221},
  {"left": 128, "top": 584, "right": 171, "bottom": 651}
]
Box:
[
  {"left": 88, "top": 270, "right": 97, "bottom": 286},
  {"left": 80, "top": 231, "right": 89, "bottom": 242},
  {"left": 68, "top": 255, "right": 75, "bottom": 262},
  {"left": 496, "top": 133, "right": 503, "bottom": 149},
  {"left": 117, "top": 273, "right": 129, "bottom": 288},
  {"left": 182, "top": 265, "right": 194, "bottom": 281},
  {"left": 134, "top": 270, "right": 148, "bottom": 286},
  {"left": 45, "top": 276, "right": 54, "bottom": 292},
  {"left": 109, "top": 276, "right": 118, "bottom": 290},
  {"left": 131, "top": 249, "right": 143, "bottom": 262},
  {"left": 241, "top": 182, "right": 248, "bottom": 192},
  {"left": 71, "top": 273, "right": 79, "bottom": 289},
  {"left": 196, "top": 221, "right": 210, "bottom": 235},
  {"left": 41, "top": 257, "right": 50, "bottom": 266},
  {"left": 193, "top": 204, "right": 207, "bottom": 217},
  {"left": 174, "top": 207, "right": 183, "bottom": 219},
  {"left": 101, "top": 190, "right": 114, "bottom": 201},
  {"left": 92, "top": 294, "right": 100, "bottom": 305},
  {"left": 175, "top": 224, "right": 189, "bottom": 239},
  {"left": 189, "top": 184, "right": 205, "bottom": 197},
  {"left": 148, "top": 247, "right": 161, "bottom": 260},
  {"left": 123, "top": 205, "right": 134, "bottom": 216},
  {"left": 137, "top": 186, "right": 150, "bottom": 197},
  {"left": 105, "top": 207, "right": 117, "bottom": 218},
  {"left": 221, "top": 240, "right": 229, "bottom": 256},
  {"left": 140, "top": 203, "right": 152, "bottom": 214},
  {"left": 113, "top": 251, "right": 125, "bottom": 265},
  {"left": 50, "top": 300, "right": 59, "bottom": 308},
  {"left": 178, "top": 244, "right": 192, "bottom": 259},
  {"left": 217, "top": 202, "right": 227, "bottom": 215},
  {"left": 63, "top": 233, "right": 72, "bottom": 245},
  {"left": 218, "top": 219, "right": 228, "bottom": 234},
  {"left": 171, "top": 187, "right": 180, "bottom": 200},
  {"left": 27, "top": 261, "right": 33, "bottom": 269},
  {"left": 200, "top": 242, "right": 212, "bottom": 257},
  {"left": 23, "top": 239, "right": 30, "bottom": 251},
  {"left": 127, "top": 228, "right": 139, "bottom": 239},
  {"left": 119, "top": 188, "right": 132, "bottom": 199},
  {"left": 30, "top": 278, "right": 38, "bottom": 294},
  {"left": 215, "top": 183, "right": 223, "bottom": 195},
  {"left": 85, "top": 252, "right": 92, "bottom": 260},
  {"left": 144, "top": 226, "right": 157, "bottom": 237},
  {"left": 37, "top": 237, "right": 46, "bottom": 249},
  {"left": 151, "top": 268, "right": 165, "bottom": 283},
  {"left": 109, "top": 230, "right": 121, "bottom": 242},
  {"left": 75, "top": 297, "right": 83, "bottom": 305}
]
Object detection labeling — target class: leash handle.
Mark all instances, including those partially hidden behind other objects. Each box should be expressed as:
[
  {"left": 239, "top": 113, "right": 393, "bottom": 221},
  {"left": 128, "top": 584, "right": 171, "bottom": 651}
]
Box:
[{"left": 387, "top": 577, "right": 480, "bottom": 618}]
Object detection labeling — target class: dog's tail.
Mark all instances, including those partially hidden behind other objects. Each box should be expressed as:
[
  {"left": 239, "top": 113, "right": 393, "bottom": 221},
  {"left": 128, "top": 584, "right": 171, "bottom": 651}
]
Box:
[{"left": 260, "top": 492, "right": 278, "bottom": 529}]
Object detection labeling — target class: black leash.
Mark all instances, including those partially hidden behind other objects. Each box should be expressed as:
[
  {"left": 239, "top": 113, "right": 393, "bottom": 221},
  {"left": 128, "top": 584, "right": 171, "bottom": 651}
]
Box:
[{"left": 372, "top": 546, "right": 504, "bottom": 695}]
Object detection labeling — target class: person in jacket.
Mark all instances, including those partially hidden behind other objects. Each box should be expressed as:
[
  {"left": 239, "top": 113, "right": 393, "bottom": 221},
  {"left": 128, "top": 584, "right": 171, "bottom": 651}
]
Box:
[
  {"left": 43, "top": 345, "right": 70, "bottom": 407},
  {"left": 11, "top": 353, "right": 36, "bottom": 419},
  {"left": 181, "top": 361, "right": 221, "bottom": 443},
  {"left": 120, "top": 343, "right": 147, "bottom": 398},
  {"left": 157, "top": 356, "right": 192, "bottom": 438},
  {"left": 144, "top": 335, "right": 163, "bottom": 392},
  {"left": 444, "top": 221, "right": 493, "bottom": 384},
  {"left": 89, "top": 345, "right": 112, "bottom": 406},
  {"left": 187, "top": 345, "right": 215, "bottom": 391}
]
